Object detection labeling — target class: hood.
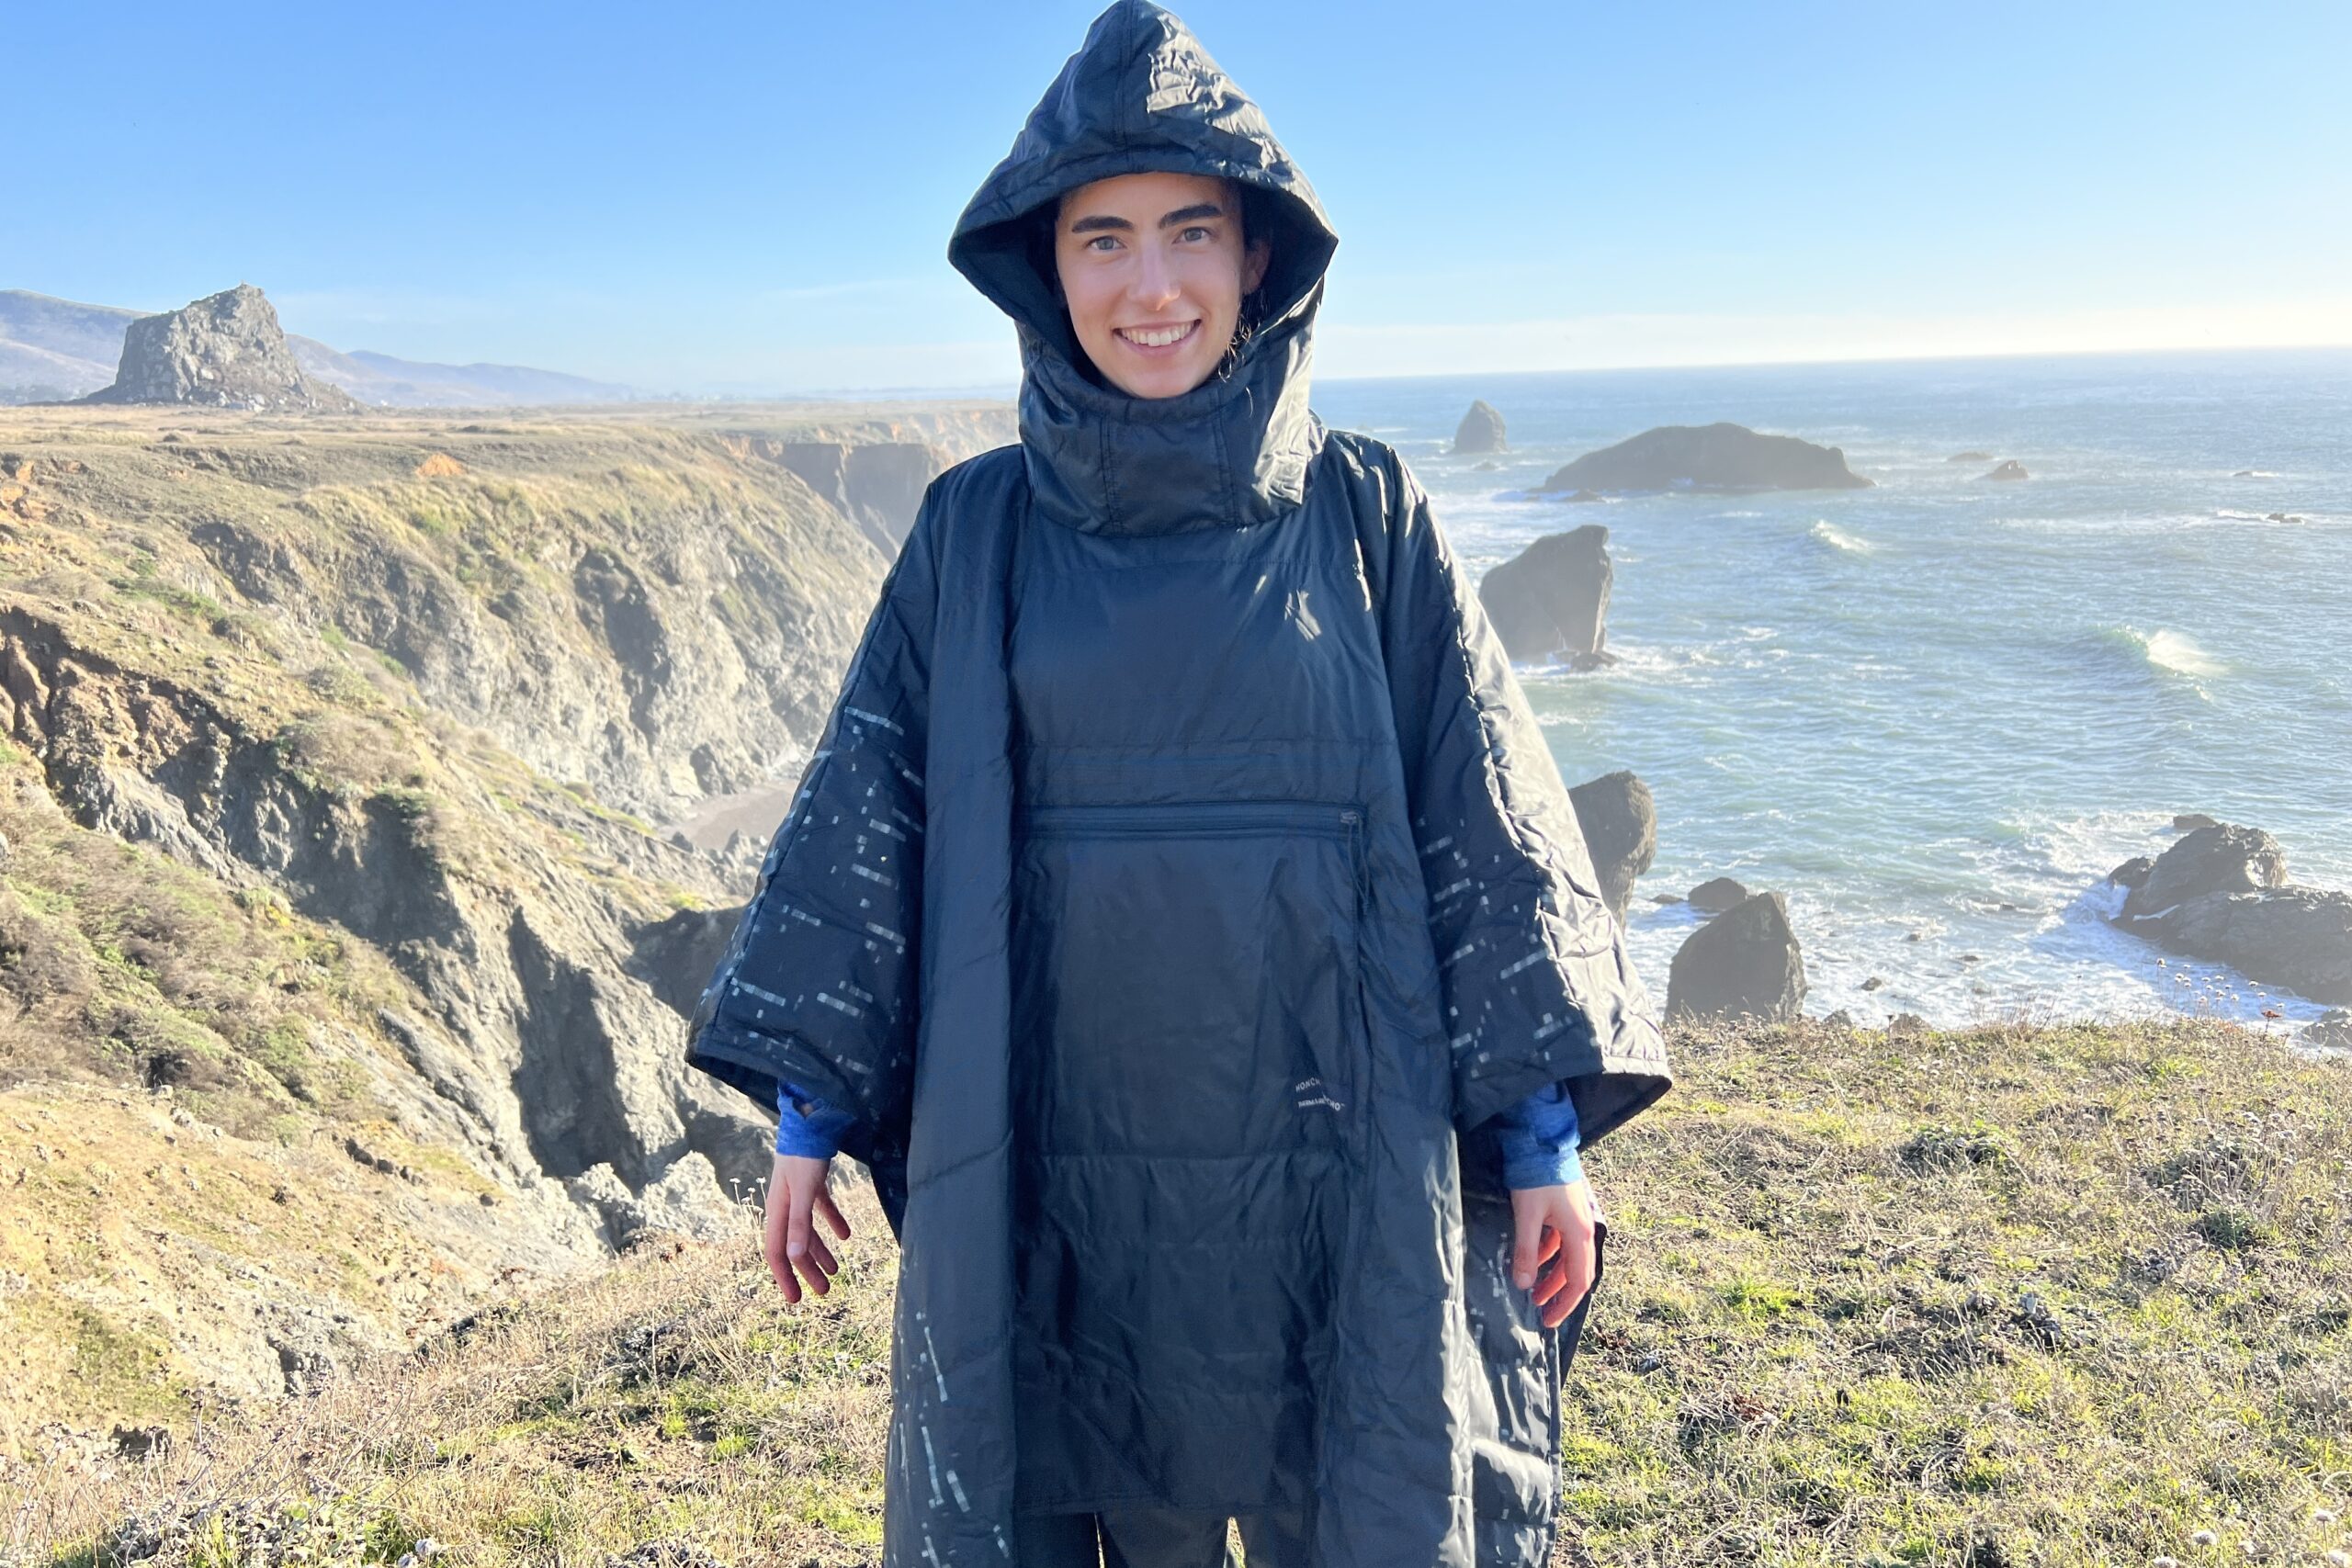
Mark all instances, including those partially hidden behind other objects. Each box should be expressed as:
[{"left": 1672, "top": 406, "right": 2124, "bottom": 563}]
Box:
[{"left": 949, "top": 0, "right": 1340, "bottom": 536}]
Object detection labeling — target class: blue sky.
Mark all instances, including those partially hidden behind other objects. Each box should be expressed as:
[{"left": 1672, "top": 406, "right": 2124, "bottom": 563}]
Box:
[{"left": 9, "top": 2, "right": 2347, "bottom": 393}]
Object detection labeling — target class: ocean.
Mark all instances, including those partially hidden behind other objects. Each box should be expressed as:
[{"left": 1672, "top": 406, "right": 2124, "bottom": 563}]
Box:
[{"left": 1310, "top": 348, "right": 2352, "bottom": 1040}]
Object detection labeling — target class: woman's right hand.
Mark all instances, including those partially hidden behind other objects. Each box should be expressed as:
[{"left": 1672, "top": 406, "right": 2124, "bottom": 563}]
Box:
[{"left": 764, "top": 1152, "right": 853, "bottom": 1303}]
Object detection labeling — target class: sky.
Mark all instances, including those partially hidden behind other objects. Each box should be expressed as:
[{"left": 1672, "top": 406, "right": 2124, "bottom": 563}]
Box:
[{"left": 9, "top": 2, "right": 2349, "bottom": 394}]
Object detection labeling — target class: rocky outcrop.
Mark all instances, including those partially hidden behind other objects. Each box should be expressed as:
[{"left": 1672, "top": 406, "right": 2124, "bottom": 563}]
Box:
[
  {"left": 1534, "top": 423, "right": 1872, "bottom": 494},
  {"left": 81, "top": 286, "right": 361, "bottom": 413},
  {"left": 1687, "top": 876, "right": 1749, "bottom": 914},
  {"left": 1982, "top": 460, "right": 2030, "bottom": 481},
  {"left": 1477, "top": 525, "right": 1615, "bottom": 666},
  {"left": 0, "top": 400, "right": 1021, "bottom": 1431},
  {"left": 1567, "top": 771, "right": 1655, "bottom": 926},
  {"left": 1947, "top": 451, "right": 1993, "bottom": 463},
  {"left": 1667, "top": 890, "right": 1806, "bottom": 1024},
  {"left": 1453, "top": 400, "right": 1507, "bottom": 455},
  {"left": 2110, "top": 823, "right": 2351, "bottom": 1004},
  {"left": 2120, "top": 824, "right": 2288, "bottom": 920},
  {"left": 2309, "top": 1010, "right": 2352, "bottom": 1050}
]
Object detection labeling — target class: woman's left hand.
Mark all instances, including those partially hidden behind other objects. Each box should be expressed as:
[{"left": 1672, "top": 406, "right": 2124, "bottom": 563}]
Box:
[{"left": 1510, "top": 1177, "right": 1600, "bottom": 1327}]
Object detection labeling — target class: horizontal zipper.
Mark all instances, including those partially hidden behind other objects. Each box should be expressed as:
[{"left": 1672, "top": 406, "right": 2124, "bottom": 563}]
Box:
[{"left": 1016, "top": 798, "right": 1363, "bottom": 838}]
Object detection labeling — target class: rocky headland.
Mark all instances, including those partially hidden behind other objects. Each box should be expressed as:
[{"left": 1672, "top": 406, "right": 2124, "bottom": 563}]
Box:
[{"left": 0, "top": 395, "right": 1012, "bottom": 1439}]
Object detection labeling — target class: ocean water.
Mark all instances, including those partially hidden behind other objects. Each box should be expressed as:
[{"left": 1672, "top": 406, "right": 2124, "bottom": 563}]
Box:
[{"left": 1311, "top": 349, "right": 2352, "bottom": 1039}]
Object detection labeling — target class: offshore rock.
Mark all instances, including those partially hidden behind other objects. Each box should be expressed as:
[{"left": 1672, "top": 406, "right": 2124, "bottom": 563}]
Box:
[
  {"left": 1667, "top": 890, "right": 1807, "bottom": 1024},
  {"left": 1477, "top": 524, "right": 1614, "bottom": 666},
  {"left": 1453, "top": 399, "right": 1507, "bottom": 455},
  {"left": 1535, "top": 422, "right": 1872, "bottom": 493}
]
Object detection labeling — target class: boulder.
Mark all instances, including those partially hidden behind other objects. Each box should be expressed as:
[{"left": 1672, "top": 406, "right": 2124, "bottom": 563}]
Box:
[
  {"left": 1566, "top": 771, "right": 1656, "bottom": 925},
  {"left": 2126, "top": 886, "right": 2352, "bottom": 1005},
  {"left": 1453, "top": 400, "right": 1507, "bottom": 455},
  {"left": 2119, "top": 824, "right": 2288, "bottom": 924},
  {"left": 1947, "top": 451, "right": 1994, "bottom": 463},
  {"left": 1533, "top": 422, "right": 1872, "bottom": 494},
  {"left": 2307, "top": 1009, "right": 2352, "bottom": 1050},
  {"left": 2173, "top": 812, "right": 2221, "bottom": 831},
  {"left": 1981, "top": 459, "right": 2030, "bottom": 481},
  {"left": 1666, "top": 890, "right": 1805, "bottom": 1024},
  {"left": 1687, "top": 876, "right": 1749, "bottom": 914},
  {"left": 2110, "top": 824, "right": 2351, "bottom": 1004},
  {"left": 80, "top": 284, "right": 361, "bottom": 413},
  {"left": 2106, "top": 856, "right": 2155, "bottom": 892},
  {"left": 1477, "top": 525, "right": 1614, "bottom": 665}
]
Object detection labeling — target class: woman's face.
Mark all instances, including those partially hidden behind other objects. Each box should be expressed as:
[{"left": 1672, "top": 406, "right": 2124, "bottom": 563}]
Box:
[{"left": 1052, "top": 171, "right": 1272, "bottom": 400}]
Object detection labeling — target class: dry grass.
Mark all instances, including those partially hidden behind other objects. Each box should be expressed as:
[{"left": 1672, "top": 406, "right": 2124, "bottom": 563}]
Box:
[{"left": 4, "top": 1014, "right": 2346, "bottom": 1568}]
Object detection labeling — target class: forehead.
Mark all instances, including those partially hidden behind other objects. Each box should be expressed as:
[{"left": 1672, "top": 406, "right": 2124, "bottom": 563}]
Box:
[{"left": 1056, "top": 170, "right": 1233, "bottom": 224}]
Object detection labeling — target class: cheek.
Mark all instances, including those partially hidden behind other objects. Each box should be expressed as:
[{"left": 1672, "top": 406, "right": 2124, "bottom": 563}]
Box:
[
  {"left": 1178, "top": 254, "right": 1244, "bottom": 321},
  {"left": 1061, "top": 268, "right": 1122, "bottom": 333}
]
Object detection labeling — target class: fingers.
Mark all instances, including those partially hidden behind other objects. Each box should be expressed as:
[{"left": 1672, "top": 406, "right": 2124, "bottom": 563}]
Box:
[
  {"left": 786, "top": 1168, "right": 832, "bottom": 1298},
  {"left": 763, "top": 1166, "right": 801, "bottom": 1304},
  {"left": 764, "top": 1156, "right": 846, "bottom": 1304},
  {"left": 815, "top": 1185, "right": 853, "bottom": 1242},
  {"left": 1510, "top": 1184, "right": 1597, "bottom": 1327}
]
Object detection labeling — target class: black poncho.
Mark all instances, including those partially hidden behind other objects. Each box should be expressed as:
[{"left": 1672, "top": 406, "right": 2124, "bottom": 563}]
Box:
[{"left": 685, "top": 3, "right": 1674, "bottom": 1562}]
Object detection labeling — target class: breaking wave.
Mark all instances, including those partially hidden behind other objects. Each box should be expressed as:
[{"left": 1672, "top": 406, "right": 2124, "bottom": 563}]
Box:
[{"left": 1808, "top": 519, "right": 1877, "bottom": 554}]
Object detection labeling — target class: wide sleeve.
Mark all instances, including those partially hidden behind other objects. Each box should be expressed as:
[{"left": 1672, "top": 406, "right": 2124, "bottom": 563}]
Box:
[
  {"left": 1373, "top": 450, "right": 1673, "bottom": 1151},
  {"left": 683, "top": 495, "right": 937, "bottom": 1176}
]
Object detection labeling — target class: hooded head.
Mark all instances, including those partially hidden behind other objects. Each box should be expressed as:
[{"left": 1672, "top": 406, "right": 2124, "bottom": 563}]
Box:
[{"left": 949, "top": 0, "right": 1340, "bottom": 536}]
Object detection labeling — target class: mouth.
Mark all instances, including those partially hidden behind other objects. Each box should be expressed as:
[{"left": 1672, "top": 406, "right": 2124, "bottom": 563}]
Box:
[{"left": 1114, "top": 319, "right": 1202, "bottom": 354}]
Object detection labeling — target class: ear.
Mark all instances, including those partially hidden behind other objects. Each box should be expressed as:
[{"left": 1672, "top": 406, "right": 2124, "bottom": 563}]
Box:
[{"left": 1242, "top": 235, "right": 1272, "bottom": 296}]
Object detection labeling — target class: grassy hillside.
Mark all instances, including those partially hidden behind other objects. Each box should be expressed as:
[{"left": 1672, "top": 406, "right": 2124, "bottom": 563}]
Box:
[
  {"left": 0, "top": 400, "right": 1008, "bottom": 1454},
  {"left": 6, "top": 1015, "right": 2345, "bottom": 1567}
]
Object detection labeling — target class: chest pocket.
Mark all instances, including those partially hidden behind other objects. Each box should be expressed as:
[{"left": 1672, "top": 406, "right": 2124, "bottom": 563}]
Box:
[{"left": 1009, "top": 796, "right": 1371, "bottom": 1157}]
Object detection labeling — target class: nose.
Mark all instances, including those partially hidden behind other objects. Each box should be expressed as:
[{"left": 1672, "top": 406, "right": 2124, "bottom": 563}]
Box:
[{"left": 1127, "top": 243, "right": 1182, "bottom": 311}]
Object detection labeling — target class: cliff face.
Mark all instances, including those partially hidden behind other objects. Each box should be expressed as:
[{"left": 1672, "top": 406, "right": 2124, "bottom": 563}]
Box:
[
  {"left": 0, "top": 399, "right": 1010, "bottom": 1439},
  {"left": 81, "top": 285, "right": 363, "bottom": 414}
]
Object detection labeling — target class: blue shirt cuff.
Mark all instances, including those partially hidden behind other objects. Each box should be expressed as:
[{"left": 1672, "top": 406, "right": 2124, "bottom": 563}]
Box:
[
  {"left": 1492, "top": 1077, "right": 1584, "bottom": 1190},
  {"left": 775, "top": 1079, "right": 855, "bottom": 1160}
]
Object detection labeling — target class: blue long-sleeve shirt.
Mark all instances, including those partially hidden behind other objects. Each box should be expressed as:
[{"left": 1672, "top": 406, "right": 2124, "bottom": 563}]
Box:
[{"left": 774, "top": 1076, "right": 1583, "bottom": 1189}]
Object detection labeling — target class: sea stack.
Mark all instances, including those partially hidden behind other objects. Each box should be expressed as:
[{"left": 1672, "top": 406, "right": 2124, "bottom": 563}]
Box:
[
  {"left": 1667, "top": 891, "right": 1808, "bottom": 1024},
  {"left": 1533, "top": 422, "right": 1872, "bottom": 494},
  {"left": 1566, "top": 771, "right": 1657, "bottom": 926},
  {"left": 1453, "top": 400, "right": 1507, "bottom": 456},
  {"left": 80, "top": 284, "right": 362, "bottom": 413},
  {"left": 1477, "top": 524, "right": 1614, "bottom": 666}
]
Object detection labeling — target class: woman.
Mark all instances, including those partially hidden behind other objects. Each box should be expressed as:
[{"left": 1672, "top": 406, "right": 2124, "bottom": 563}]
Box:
[{"left": 685, "top": 4, "right": 1672, "bottom": 1565}]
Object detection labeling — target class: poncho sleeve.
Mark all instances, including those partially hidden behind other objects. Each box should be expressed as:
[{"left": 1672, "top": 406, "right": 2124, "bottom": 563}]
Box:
[
  {"left": 683, "top": 497, "right": 936, "bottom": 1181},
  {"left": 1371, "top": 448, "right": 1672, "bottom": 1151}
]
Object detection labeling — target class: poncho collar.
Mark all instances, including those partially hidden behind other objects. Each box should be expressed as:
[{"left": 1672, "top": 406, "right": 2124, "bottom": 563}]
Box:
[{"left": 946, "top": 0, "right": 1340, "bottom": 537}]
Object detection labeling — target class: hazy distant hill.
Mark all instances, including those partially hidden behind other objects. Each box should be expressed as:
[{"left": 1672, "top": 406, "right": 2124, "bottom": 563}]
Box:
[{"left": 1, "top": 288, "right": 639, "bottom": 407}]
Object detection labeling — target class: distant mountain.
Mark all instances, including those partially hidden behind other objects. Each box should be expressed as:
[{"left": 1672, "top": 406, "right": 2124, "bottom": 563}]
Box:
[
  {"left": 286, "top": 342, "right": 639, "bottom": 407},
  {"left": 1, "top": 288, "right": 639, "bottom": 406}
]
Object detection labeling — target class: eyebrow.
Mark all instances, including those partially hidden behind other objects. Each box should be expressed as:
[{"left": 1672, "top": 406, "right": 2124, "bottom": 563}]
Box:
[{"left": 1067, "top": 201, "right": 1229, "bottom": 235}]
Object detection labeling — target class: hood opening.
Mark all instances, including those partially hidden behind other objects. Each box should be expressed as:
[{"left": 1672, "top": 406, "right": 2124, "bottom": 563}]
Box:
[{"left": 947, "top": 0, "right": 1339, "bottom": 381}]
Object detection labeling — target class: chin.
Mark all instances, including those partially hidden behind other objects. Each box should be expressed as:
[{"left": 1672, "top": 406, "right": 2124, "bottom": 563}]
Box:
[{"left": 1115, "top": 356, "right": 1215, "bottom": 400}]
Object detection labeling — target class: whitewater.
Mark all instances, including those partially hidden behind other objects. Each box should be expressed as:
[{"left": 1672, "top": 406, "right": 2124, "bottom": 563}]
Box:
[{"left": 1314, "top": 348, "right": 2352, "bottom": 1039}]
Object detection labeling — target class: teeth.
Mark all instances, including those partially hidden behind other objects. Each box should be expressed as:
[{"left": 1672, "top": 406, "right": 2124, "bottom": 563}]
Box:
[{"left": 1120, "top": 321, "right": 1195, "bottom": 347}]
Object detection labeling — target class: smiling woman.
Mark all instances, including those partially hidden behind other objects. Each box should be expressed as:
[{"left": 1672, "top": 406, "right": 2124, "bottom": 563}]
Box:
[
  {"left": 684, "top": 2, "right": 1672, "bottom": 1564},
  {"left": 1049, "top": 170, "right": 1272, "bottom": 399}
]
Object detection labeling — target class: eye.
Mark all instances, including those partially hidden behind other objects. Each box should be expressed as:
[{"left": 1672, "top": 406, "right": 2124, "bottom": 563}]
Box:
[
  {"left": 1085, "top": 234, "right": 1121, "bottom": 253},
  {"left": 1178, "top": 225, "right": 1213, "bottom": 243}
]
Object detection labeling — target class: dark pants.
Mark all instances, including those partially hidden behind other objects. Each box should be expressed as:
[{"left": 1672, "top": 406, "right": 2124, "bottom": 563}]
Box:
[{"left": 1012, "top": 1506, "right": 1311, "bottom": 1567}]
